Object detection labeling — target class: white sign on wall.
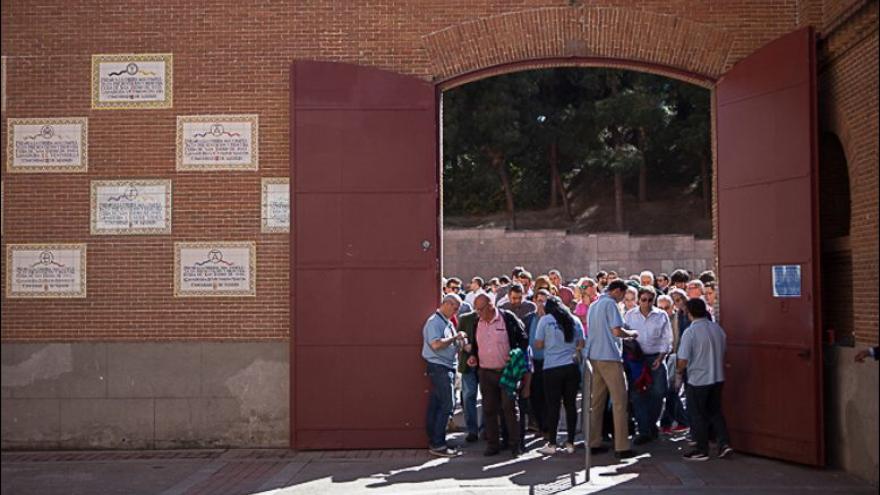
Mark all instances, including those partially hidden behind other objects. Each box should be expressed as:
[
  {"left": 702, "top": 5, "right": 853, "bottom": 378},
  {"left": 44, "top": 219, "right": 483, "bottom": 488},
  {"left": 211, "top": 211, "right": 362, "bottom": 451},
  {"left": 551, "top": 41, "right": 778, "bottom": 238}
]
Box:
[
  {"left": 92, "top": 54, "right": 173, "bottom": 109},
  {"left": 174, "top": 242, "right": 256, "bottom": 297},
  {"left": 6, "top": 244, "right": 87, "bottom": 298},
  {"left": 261, "top": 178, "right": 290, "bottom": 233},
  {"left": 6, "top": 118, "right": 88, "bottom": 173},
  {"left": 91, "top": 180, "right": 172, "bottom": 235},
  {"left": 177, "top": 115, "right": 258, "bottom": 171}
]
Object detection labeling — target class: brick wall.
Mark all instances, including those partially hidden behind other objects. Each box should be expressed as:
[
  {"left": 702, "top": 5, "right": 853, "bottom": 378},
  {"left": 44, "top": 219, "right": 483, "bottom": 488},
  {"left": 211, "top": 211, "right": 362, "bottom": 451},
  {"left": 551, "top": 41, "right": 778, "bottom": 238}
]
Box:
[
  {"left": 1, "top": 0, "right": 876, "bottom": 345},
  {"left": 817, "top": 1, "right": 879, "bottom": 347}
]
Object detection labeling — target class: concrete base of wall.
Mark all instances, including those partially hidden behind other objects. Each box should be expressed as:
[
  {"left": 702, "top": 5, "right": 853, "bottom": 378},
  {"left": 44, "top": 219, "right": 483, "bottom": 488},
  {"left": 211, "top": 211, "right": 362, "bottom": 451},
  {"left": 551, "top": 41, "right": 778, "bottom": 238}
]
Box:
[
  {"left": 1, "top": 342, "right": 289, "bottom": 450},
  {"left": 824, "top": 346, "right": 879, "bottom": 485}
]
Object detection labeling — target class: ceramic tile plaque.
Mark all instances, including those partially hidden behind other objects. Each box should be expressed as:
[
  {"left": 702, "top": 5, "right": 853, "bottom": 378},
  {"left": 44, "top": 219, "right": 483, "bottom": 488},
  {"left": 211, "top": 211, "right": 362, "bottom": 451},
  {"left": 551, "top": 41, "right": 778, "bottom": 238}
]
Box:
[
  {"left": 261, "top": 178, "right": 289, "bottom": 233},
  {"left": 174, "top": 242, "right": 256, "bottom": 297},
  {"left": 6, "top": 118, "right": 88, "bottom": 173},
  {"left": 6, "top": 244, "right": 87, "bottom": 298},
  {"left": 91, "top": 179, "right": 172, "bottom": 235},
  {"left": 92, "top": 53, "right": 172, "bottom": 109},
  {"left": 176, "top": 115, "right": 258, "bottom": 171}
]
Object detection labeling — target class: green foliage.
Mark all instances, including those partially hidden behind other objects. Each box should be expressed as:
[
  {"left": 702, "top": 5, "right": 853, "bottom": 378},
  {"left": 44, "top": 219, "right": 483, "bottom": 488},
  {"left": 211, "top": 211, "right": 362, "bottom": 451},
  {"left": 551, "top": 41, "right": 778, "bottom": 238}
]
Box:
[{"left": 442, "top": 67, "right": 711, "bottom": 217}]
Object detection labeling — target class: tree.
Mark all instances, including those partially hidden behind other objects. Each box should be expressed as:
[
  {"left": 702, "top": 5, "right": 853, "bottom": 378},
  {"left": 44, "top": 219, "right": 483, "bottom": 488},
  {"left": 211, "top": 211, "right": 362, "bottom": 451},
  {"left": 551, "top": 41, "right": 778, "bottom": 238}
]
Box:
[{"left": 443, "top": 74, "right": 539, "bottom": 228}]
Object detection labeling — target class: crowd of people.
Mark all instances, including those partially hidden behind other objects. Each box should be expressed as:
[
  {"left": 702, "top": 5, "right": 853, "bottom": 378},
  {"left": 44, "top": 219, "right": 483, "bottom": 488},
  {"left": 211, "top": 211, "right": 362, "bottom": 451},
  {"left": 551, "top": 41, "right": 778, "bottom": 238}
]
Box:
[{"left": 421, "top": 266, "right": 731, "bottom": 463}]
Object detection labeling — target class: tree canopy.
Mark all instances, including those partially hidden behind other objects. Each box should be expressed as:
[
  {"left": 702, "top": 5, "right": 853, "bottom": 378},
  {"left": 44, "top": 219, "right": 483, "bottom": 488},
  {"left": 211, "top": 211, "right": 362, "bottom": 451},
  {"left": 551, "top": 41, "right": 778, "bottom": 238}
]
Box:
[{"left": 442, "top": 67, "right": 711, "bottom": 232}]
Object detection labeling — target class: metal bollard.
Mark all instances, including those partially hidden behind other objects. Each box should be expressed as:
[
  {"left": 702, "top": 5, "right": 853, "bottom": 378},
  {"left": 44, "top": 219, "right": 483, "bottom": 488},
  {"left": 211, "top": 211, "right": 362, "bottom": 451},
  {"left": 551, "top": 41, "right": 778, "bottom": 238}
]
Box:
[{"left": 582, "top": 359, "right": 592, "bottom": 482}]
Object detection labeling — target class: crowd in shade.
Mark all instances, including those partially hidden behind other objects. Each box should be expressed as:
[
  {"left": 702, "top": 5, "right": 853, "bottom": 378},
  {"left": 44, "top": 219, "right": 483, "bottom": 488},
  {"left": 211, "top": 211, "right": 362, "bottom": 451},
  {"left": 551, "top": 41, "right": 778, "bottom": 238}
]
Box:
[{"left": 422, "top": 266, "right": 730, "bottom": 464}]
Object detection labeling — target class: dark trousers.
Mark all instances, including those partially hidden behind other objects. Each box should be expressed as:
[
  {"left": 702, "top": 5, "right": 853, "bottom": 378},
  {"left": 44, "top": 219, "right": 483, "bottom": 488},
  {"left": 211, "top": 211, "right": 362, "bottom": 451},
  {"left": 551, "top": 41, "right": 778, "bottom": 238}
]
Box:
[
  {"left": 479, "top": 368, "right": 520, "bottom": 451},
  {"left": 685, "top": 382, "right": 730, "bottom": 454},
  {"left": 529, "top": 359, "right": 547, "bottom": 432},
  {"left": 543, "top": 364, "right": 580, "bottom": 445},
  {"left": 501, "top": 395, "right": 528, "bottom": 450}
]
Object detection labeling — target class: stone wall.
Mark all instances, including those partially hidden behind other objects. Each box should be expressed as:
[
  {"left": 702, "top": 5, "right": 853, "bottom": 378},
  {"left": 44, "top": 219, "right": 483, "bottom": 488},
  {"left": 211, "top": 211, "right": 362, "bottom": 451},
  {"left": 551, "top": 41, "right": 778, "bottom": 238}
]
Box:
[
  {"left": 442, "top": 228, "right": 715, "bottom": 282},
  {"left": 1, "top": 342, "right": 288, "bottom": 449}
]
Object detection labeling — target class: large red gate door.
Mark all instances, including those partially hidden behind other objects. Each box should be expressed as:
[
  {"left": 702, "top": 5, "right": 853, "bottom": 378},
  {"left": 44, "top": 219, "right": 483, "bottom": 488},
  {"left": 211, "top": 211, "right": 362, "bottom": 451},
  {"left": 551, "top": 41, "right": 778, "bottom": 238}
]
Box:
[
  {"left": 291, "top": 61, "right": 439, "bottom": 449},
  {"left": 716, "top": 27, "right": 822, "bottom": 465}
]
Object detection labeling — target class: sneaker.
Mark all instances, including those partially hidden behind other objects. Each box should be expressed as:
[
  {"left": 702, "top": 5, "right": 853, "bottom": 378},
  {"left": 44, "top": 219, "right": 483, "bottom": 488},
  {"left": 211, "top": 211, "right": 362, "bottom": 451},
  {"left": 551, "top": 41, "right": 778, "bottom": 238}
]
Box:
[
  {"left": 563, "top": 442, "right": 576, "bottom": 454},
  {"left": 682, "top": 450, "right": 710, "bottom": 462},
  {"left": 660, "top": 426, "right": 673, "bottom": 436},
  {"left": 671, "top": 425, "right": 690, "bottom": 434},
  {"left": 718, "top": 445, "right": 734, "bottom": 459},
  {"left": 538, "top": 443, "right": 558, "bottom": 455},
  {"left": 465, "top": 433, "right": 478, "bottom": 443},
  {"left": 429, "top": 446, "right": 461, "bottom": 458},
  {"left": 614, "top": 449, "right": 638, "bottom": 459},
  {"left": 511, "top": 446, "right": 523, "bottom": 458}
]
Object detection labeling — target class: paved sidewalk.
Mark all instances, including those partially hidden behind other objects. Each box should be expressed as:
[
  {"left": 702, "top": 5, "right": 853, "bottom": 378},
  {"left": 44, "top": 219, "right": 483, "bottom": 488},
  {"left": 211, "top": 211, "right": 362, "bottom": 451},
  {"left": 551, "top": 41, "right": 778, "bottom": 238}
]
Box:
[{"left": 2, "top": 431, "right": 875, "bottom": 495}]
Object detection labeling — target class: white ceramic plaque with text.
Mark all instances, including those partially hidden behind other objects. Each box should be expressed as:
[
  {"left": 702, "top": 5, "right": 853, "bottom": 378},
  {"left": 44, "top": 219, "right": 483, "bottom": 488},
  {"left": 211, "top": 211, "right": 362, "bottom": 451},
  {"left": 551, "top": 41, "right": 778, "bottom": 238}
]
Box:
[
  {"left": 7, "top": 118, "right": 88, "bottom": 173},
  {"left": 261, "top": 178, "right": 290, "bottom": 233},
  {"left": 174, "top": 242, "right": 255, "bottom": 297},
  {"left": 177, "top": 115, "right": 258, "bottom": 171},
  {"left": 92, "top": 54, "right": 173, "bottom": 109},
  {"left": 91, "top": 180, "right": 172, "bottom": 235},
  {"left": 6, "top": 244, "right": 87, "bottom": 298}
]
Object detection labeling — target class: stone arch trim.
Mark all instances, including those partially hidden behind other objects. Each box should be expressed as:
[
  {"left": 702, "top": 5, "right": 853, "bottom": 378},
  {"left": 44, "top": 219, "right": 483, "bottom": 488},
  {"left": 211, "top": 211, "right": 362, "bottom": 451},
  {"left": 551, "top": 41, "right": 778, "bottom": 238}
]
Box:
[{"left": 423, "top": 7, "right": 735, "bottom": 85}]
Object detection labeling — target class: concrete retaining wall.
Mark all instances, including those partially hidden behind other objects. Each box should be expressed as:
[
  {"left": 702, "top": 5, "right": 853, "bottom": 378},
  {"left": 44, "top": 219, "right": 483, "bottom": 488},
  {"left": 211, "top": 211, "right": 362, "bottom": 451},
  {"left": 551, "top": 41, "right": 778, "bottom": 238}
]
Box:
[
  {"left": 1, "top": 342, "right": 289, "bottom": 450},
  {"left": 442, "top": 228, "right": 716, "bottom": 281},
  {"left": 824, "top": 346, "right": 880, "bottom": 485}
]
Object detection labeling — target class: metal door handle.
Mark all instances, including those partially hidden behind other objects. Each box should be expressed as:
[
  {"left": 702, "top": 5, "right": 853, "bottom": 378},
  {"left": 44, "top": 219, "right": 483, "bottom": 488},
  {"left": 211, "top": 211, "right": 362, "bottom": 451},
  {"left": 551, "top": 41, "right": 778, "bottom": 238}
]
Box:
[{"left": 421, "top": 240, "right": 431, "bottom": 252}]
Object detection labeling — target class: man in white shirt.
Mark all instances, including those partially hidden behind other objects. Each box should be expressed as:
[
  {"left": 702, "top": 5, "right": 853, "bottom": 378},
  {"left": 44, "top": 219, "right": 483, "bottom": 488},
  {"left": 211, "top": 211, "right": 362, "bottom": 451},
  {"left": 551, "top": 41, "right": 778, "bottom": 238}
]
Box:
[
  {"left": 464, "top": 276, "right": 488, "bottom": 307},
  {"left": 624, "top": 286, "right": 672, "bottom": 445}
]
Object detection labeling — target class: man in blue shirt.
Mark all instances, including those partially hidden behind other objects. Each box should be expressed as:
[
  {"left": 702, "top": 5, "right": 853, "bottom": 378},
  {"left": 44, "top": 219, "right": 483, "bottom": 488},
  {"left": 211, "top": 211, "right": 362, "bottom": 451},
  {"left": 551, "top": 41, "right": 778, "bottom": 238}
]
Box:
[
  {"left": 422, "top": 294, "right": 467, "bottom": 457},
  {"left": 585, "top": 280, "right": 640, "bottom": 459},
  {"left": 676, "top": 298, "right": 732, "bottom": 461}
]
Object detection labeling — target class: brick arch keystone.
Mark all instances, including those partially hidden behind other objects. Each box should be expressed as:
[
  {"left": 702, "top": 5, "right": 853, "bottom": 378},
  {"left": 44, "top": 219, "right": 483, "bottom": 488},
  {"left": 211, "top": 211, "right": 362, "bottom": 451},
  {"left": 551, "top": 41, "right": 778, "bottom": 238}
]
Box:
[{"left": 423, "top": 7, "right": 735, "bottom": 87}]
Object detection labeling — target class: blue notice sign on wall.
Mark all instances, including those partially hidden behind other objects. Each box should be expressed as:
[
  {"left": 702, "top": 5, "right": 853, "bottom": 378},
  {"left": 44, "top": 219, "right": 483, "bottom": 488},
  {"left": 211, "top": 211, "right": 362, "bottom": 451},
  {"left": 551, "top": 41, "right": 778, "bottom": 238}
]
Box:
[{"left": 772, "top": 265, "right": 802, "bottom": 298}]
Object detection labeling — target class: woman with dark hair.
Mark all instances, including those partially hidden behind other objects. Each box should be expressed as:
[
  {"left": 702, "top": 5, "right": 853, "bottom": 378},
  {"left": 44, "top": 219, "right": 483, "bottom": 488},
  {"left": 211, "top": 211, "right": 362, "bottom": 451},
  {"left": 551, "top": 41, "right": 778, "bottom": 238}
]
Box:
[{"left": 534, "top": 296, "right": 585, "bottom": 455}]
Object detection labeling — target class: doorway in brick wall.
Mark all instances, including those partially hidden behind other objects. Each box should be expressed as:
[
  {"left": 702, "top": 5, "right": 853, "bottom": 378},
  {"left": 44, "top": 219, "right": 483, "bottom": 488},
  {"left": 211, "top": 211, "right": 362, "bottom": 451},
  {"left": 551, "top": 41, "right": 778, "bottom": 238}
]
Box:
[{"left": 291, "top": 27, "right": 823, "bottom": 466}]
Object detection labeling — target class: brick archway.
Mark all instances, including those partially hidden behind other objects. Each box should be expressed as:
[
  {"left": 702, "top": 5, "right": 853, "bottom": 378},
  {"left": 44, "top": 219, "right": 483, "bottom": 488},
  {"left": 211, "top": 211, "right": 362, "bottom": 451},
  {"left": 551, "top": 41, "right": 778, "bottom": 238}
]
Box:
[{"left": 423, "top": 6, "right": 735, "bottom": 88}]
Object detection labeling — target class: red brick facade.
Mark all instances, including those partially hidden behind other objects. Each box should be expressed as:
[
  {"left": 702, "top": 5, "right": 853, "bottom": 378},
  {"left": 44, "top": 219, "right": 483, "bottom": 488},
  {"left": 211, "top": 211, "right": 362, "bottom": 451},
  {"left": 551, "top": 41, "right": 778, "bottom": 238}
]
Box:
[{"left": 1, "top": 0, "right": 877, "bottom": 345}]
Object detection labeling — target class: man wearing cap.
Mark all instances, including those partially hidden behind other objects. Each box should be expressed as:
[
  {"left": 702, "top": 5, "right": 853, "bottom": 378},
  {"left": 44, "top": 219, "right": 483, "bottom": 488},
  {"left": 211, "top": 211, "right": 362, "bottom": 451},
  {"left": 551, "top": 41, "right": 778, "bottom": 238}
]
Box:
[{"left": 422, "top": 294, "right": 467, "bottom": 457}]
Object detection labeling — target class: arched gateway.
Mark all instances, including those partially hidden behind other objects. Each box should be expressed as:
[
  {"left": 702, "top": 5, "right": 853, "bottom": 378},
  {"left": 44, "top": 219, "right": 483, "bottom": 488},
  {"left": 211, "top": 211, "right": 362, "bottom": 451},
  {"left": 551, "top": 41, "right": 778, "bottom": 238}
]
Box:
[{"left": 291, "top": 11, "right": 824, "bottom": 467}]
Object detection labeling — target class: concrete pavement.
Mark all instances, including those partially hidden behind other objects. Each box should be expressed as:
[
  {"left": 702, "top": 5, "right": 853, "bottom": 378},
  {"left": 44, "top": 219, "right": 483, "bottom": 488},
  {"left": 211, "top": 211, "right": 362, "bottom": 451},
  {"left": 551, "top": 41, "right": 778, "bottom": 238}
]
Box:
[{"left": 2, "top": 430, "right": 876, "bottom": 495}]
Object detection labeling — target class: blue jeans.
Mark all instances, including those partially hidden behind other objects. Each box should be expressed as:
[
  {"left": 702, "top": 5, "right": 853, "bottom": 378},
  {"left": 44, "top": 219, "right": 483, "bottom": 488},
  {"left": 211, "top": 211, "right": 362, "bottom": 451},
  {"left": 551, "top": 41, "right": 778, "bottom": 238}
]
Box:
[
  {"left": 660, "top": 380, "right": 690, "bottom": 428},
  {"left": 660, "top": 354, "right": 689, "bottom": 428},
  {"left": 426, "top": 362, "right": 455, "bottom": 449},
  {"left": 461, "top": 369, "right": 480, "bottom": 435},
  {"left": 630, "top": 354, "right": 668, "bottom": 437}
]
